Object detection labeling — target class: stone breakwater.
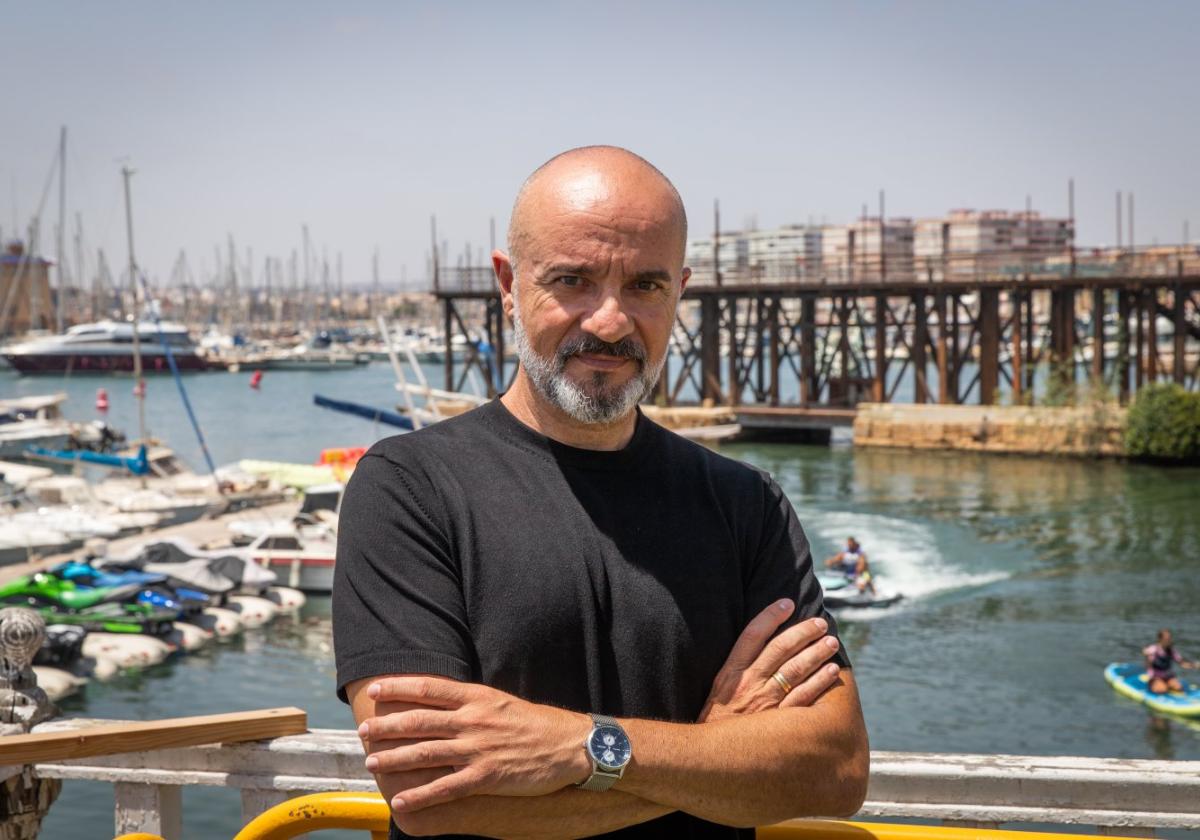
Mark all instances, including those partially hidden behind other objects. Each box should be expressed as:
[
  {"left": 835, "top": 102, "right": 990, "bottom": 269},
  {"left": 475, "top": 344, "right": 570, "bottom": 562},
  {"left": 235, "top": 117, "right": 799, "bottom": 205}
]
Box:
[{"left": 853, "top": 402, "right": 1126, "bottom": 457}]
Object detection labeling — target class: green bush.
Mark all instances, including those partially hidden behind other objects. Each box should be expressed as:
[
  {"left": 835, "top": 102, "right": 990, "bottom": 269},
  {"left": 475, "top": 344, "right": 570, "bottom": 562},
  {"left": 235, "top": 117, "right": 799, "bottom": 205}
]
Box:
[{"left": 1124, "top": 383, "right": 1200, "bottom": 461}]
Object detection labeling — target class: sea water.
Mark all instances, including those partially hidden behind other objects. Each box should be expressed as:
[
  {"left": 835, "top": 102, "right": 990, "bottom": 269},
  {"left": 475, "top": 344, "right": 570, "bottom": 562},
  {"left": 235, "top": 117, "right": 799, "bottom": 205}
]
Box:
[{"left": 2, "top": 364, "right": 1197, "bottom": 838}]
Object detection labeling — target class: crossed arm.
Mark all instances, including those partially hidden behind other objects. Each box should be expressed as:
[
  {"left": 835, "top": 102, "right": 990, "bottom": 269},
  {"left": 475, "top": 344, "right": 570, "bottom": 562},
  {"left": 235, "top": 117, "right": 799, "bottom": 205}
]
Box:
[{"left": 347, "top": 601, "right": 869, "bottom": 838}]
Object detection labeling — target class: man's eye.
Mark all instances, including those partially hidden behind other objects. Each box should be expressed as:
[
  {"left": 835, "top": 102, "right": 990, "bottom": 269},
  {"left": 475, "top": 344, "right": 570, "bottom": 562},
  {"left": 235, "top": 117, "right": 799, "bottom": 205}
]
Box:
[
  {"left": 557, "top": 275, "right": 582, "bottom": 287},
  {"left": 635, "top": 280, "right": 662, "bottom": 291}
]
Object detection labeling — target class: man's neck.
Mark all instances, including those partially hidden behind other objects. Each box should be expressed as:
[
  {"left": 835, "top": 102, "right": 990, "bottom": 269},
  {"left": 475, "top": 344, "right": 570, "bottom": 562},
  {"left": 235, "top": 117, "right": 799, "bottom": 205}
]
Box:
[{"left": 500, "top": 374, "right": 637, "bottom": 451}]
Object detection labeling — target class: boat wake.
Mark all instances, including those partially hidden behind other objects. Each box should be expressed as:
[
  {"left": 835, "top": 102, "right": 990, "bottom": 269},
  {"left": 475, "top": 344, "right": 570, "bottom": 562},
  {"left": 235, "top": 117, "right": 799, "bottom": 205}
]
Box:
[{"left": 805, "top": 510, "right": 1007, "bottom": 620}]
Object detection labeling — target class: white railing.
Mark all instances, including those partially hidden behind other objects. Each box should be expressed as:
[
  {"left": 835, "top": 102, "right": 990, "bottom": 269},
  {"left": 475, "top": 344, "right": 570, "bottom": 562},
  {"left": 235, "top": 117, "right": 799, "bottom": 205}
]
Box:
[{"left": 22, "top": 719, "right": 1200, "bottom": 839}]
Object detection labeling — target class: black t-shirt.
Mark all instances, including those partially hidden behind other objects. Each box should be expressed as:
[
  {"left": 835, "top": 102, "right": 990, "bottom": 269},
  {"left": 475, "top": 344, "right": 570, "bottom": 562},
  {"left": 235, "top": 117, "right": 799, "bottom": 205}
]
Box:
[{"left": 333, "top": 399, "right": 848, "bottom": 840}]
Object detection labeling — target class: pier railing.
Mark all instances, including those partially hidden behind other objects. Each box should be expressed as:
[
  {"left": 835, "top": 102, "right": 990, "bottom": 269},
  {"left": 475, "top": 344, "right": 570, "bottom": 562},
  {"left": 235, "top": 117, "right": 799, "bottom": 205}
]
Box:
[{"left": 22, "top": 718, "right": 1200, "bottom": 839}]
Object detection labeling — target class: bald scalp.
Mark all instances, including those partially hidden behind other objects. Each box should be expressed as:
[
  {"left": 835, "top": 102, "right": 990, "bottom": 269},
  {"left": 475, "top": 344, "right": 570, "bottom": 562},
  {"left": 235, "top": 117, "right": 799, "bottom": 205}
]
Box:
[{"left": 507, "top": 145, "right": 688, "bottom": 273}]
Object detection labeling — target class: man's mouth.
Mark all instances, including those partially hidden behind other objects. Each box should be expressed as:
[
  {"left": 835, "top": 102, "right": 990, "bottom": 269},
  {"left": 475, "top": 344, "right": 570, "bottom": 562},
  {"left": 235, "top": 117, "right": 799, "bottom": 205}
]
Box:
[{"left": 571, "top": 353, "right": 632, "bottom": 371}]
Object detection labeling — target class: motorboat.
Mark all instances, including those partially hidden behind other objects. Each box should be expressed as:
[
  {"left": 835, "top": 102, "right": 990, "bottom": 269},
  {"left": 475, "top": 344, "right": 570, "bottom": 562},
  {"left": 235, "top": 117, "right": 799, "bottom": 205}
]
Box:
[
  {"left": 0, "top": 519, "right": 75, "bottom": 566},
  {"left": 245, "top": 524, "right": 337, "bottom": 593},
  {"left": 259, "top": 333, "right": 369, "bottom": 371},
  {"left": 0, "top": 393, "right": 78, "bottom": 458},
  {"left": 1, "top": 319, "right": 209, "bottom": 374}
]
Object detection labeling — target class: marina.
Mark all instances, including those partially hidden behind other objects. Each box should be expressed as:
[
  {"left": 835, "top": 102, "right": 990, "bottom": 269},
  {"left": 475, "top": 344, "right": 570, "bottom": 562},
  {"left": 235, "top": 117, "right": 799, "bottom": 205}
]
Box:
[
  {"left": 0, "top": 361, "right": 1194, "bottom": 836},
  {"left": 4, "top": 4, "right": 1199, "bottom": 835}
]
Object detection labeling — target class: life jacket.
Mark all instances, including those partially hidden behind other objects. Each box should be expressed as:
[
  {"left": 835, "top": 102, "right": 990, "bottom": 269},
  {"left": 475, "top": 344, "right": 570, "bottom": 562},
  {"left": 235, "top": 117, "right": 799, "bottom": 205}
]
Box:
[
  {"left": 1149, "top": 644, "right": 1175, "bottom": 673},
  {"left": 840, "top": 549, "right": 861, "bottom": 577}
]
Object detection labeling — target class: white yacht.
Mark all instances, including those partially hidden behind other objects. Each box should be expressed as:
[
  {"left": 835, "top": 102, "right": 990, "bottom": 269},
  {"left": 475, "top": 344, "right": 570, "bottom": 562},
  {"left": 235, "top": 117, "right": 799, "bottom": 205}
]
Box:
[{"left": 2, "top": 320, "right": 209, "bottom": 374}]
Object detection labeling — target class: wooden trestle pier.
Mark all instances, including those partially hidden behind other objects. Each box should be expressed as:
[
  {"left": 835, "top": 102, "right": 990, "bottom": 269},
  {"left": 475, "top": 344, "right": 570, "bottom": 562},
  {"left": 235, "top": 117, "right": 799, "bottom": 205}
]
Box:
[{"left": 433, "top": 248, "right": 1200, "bottom": 415}]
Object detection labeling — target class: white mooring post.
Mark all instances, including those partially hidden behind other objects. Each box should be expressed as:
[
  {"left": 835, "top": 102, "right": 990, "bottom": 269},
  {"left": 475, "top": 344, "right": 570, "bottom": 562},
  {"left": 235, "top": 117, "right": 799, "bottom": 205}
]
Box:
[{"left": 114, "top": 781, "right": 182, "bottom": 840}]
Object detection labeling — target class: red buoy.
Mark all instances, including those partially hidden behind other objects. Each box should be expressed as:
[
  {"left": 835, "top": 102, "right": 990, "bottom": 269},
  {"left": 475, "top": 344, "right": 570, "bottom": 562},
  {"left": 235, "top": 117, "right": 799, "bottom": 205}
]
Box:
[
  {"left": 133, "top": 380, "right": 146, "bottom": 398},
  {"left": 250, "top": 370, "right": 263, "bottom": 389},
  {"left": 95, "top": 388, "right": 109, "bottom": 412}
]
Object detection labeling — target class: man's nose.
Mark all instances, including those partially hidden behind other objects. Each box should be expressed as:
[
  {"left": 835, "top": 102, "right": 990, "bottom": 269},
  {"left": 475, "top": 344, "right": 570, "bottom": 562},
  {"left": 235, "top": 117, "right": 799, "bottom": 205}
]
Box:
[{"left": 579, "top": 292, "right": 633, "bottom": 343}]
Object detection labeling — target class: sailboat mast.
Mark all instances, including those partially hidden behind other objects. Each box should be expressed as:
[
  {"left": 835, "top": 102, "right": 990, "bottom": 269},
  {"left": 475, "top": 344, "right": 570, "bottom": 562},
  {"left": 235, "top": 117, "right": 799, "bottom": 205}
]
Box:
[
  {"left": 122, "top": 166, "right": 147, "bottom": 467},
  {"left": 55, "top": 126, "right": 66, "bottom": 333}
]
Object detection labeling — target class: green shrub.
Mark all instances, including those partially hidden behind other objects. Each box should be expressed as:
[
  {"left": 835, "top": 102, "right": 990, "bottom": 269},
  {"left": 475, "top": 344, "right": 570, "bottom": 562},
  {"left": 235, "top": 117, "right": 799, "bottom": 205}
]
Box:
[{"left": 1124, "top": 383, "right": 1200, "bottom": 461}]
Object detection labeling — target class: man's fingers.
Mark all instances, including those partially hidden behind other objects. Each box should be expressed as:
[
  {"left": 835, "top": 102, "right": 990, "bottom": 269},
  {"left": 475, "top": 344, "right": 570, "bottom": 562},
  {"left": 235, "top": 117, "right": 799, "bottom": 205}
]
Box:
[
  {"left": 779, "top": 663, "right": 842, "bottom": 708},
  {"left": 360, "top": 708, "right": 459, "bottom": 742},
  {"left": 752, "top": 616, "right": 830, "bottom": 678},
  {"left": 773, "top": 632, "right": 840, "bottom": 687},
  {"left": 368, "top": 676, "right": 469, "bottom": 708},
  {"left": 365, "top": 738, "right": 470, "bottom": 774},
  {"left": 391, "top": 766, "right": 485, "bottom": 812},
  {"left": 721, "top": 599, "right": 794, "bottom": 672}
]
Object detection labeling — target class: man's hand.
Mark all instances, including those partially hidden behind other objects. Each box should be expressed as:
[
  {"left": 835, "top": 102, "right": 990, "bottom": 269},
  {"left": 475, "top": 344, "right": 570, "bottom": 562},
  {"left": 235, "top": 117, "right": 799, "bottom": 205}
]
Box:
[
  {"left": 700, "top": 599, "right": 842, "bottom": 722},
  {"left": 359, "top": 677, "right": 591, "bottom": 812}
]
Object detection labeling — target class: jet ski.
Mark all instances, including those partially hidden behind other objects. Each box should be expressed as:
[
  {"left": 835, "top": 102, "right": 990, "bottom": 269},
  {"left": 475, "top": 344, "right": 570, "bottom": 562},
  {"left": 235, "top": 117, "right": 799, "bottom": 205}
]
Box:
[
  {"left": 817, "top": 572, "right": 903, "bottom": 609},
  {"left": 100, "top": 538, "right": 276, "bottom": 596},
  {"left": 52, "top": 560, "right": 211, "bottom": 616},
  {"left": 0, "top": 572, "right": 142, "bottom": 611}
]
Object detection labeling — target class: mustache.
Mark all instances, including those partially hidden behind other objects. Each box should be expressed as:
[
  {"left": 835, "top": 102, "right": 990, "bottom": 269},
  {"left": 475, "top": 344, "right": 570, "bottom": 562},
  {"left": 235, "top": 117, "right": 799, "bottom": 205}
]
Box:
[{"left": 557, "top": 334, "right": 647, "bottom": 365}]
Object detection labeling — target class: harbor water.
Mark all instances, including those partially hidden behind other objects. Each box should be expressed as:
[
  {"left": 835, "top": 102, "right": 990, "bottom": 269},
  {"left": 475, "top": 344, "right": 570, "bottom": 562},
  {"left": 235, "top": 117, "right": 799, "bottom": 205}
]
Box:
[{"left": 2, "top": 364, "right": 1198, "bottom": 838}]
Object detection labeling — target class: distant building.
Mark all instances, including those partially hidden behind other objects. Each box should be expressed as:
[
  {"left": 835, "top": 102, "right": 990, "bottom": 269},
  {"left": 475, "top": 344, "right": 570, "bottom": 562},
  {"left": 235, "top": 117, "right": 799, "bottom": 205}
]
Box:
[
  {"left": 914, "top": 210, "right": 1073, "bottom": 281},
  {"left": 0, "top": 241, "right": 54, "bottom": 336},
  {"left": 820, "top": 218, "right": 915, "bottom": 283},
  {"left": 686, "top": 225, "right": 823, "bottom": 285}
]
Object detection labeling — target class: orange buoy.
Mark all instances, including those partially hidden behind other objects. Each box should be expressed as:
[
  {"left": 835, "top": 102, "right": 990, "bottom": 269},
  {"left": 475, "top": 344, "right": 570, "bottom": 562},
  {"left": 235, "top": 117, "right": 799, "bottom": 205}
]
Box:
[
  {"left": 95, "top": 388, "right": 109, "bottom": 412},
  {"left": 250, "top": 370, "right": 263, "bottom": 389}
]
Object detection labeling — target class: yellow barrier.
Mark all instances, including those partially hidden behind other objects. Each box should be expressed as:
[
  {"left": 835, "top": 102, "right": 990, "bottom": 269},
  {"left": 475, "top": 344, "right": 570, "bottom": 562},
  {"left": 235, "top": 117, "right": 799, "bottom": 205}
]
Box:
[
  {"left": 235, "top": 791, "right": 391, "bottom": 840},
  {"left": 120, "top": 792, "right": 1155, "bottom": 840}
]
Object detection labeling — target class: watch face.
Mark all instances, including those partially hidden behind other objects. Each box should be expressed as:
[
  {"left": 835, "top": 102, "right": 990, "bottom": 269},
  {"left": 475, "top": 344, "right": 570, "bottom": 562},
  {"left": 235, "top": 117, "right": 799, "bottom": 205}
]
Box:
[{"left": 588, "top": 725, "right": 631, "bottom": 770}]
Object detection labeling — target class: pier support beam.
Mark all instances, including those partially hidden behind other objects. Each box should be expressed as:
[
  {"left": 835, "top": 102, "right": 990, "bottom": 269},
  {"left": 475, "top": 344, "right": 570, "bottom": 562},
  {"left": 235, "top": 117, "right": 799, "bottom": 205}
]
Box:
[
  {"left": 1117, "top": 289, "right": 1132, "bottom": 404},
  {"left": 1145, "top": 288, "right": 1158, "bottom": 384},
  {"left": 1091, "top": 288, "right": 1105, "bottom": 386},
  {"left": 700, "top": 295, "right": 721, "bottom": 404},
  {"left": 978, "top": 288, "right": 1000, "bottom": 405},
  {"left": 1174, "top": 283, "right": 1187, "bottom": 384},
  {"left": 1010, "top": 290, "right": 1023, "bottom": 404},
  {"left": 800, "top": 295, "right": 817, "bottom": 404},
  {"left": 912, "top": 293, "right": 928, "bottom": 404},
  {"left": 873, "top": 295, "right": 888, "bottom": 402}
]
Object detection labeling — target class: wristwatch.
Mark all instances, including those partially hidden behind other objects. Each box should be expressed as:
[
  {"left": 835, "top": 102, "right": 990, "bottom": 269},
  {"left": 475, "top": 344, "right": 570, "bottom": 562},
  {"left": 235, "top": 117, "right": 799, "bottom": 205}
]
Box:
[{"left": 577, "top": 713, "right": 632, "bottom": 791}]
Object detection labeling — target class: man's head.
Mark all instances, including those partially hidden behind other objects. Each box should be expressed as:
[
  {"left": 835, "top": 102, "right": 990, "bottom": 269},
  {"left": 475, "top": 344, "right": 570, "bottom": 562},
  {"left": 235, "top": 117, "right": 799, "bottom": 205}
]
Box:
[
  {"left": 1158, "top": 628, "right": 1173, "bottom": 646},
  {"left": 494, "top": 146, "right": 690, "bottom": 426},
  {"left": 847, "top": 537, "right": 860, "bottom": 552}
]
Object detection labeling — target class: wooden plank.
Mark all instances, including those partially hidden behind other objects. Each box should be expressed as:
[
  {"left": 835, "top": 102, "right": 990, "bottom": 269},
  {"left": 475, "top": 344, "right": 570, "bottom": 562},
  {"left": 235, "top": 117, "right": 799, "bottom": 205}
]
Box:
[{"left": 0, "top": 707, "right": 306, "bottom": 765}]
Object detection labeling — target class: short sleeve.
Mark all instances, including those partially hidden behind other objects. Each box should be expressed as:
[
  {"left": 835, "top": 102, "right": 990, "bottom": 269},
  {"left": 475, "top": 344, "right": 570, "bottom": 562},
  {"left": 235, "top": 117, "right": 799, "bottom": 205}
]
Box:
[
  {"left": 744, "top": 475, "right": 852, "bottom": 670},
  {"left": 333, "top": 450, "right": 475, "bottom": 702}
]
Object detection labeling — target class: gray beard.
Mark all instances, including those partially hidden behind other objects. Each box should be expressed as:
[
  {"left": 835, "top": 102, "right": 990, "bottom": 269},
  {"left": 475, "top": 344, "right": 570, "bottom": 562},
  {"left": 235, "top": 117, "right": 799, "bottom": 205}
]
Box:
[{"left": 510, "top": 304, "right": 667, "bottom": 426}]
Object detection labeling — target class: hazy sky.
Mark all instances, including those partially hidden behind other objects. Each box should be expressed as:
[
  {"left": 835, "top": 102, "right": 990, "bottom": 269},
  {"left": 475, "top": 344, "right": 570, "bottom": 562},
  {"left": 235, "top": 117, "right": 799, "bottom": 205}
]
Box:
[{"left": 5, "top": 1, "right": 1198, "bottom": 290}]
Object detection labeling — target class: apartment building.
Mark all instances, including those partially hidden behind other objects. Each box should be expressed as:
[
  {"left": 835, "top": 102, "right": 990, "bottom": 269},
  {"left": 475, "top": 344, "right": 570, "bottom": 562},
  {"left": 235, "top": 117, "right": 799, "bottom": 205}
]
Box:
[
  {"left": 820, "top": 217, "right": 915, "bottom": 282},
  {"left": 914, "top": 209, "right": 1073, "bottom": 280}
]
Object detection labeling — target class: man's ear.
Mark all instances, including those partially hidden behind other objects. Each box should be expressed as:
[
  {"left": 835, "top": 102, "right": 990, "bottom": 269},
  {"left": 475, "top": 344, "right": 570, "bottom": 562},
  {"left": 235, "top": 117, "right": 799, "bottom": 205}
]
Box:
[
  {"left": 679, "top": 266, "right": 691, "bottom": 294},
  {"left": 493, "top": 249, "right": 515, "bottom": 319}
]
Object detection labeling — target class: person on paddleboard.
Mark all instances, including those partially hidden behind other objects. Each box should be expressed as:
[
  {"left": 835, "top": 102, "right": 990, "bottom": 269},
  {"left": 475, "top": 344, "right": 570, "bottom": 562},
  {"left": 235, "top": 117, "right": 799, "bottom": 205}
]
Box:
[
  {"left": 1144, "top": 629, "right": 1196, "bottom": 694},
  {"left": 824, "top": 537, "right": 875, "bottom": 595}
]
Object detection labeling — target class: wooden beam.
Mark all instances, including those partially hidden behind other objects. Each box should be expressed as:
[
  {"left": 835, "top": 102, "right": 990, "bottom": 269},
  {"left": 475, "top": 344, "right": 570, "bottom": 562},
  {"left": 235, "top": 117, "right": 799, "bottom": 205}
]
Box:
[
  {"left": 1174, "top": 282, "right": 1187, "bottom": 384},
  {"left": 1010, "top": 290, "right": 1023, "bottom": 404},
  {"left": 1117, "top": 289, "right": 1131, "bottom": 404},
  {"left": 912, "top": 293, "right": 928, "bottom": 404},
  {"left": 0, "top": 708, "right": 306, "bottom": 765},
  {"left": 800, "top": 294, "right": 816, "bottom": 404},
  {"left": 979, "top": 288, "right": 1000, "bottom": 405},
  {"left": 1091, "top": 288, "right": 1104, "bottom": 385},
  {"left": 873, "top": 294, "right": 888, "bottom": 402},
  {"left": 936, "top": 292, "right": 949, "bottom": 404}
]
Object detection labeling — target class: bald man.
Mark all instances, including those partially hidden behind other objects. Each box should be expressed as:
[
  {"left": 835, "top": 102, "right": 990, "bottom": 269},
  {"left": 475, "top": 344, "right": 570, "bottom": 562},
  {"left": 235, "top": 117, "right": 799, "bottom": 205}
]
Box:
[{"left": 334, "top": 146, "right": 868, "bottom": 839}]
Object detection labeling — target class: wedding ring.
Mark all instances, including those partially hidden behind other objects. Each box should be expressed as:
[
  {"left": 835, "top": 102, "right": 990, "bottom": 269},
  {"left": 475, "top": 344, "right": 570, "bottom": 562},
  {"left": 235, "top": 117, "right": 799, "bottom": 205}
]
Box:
[{"left": 771, "top": 671, "right": 793, "bottom": 694}]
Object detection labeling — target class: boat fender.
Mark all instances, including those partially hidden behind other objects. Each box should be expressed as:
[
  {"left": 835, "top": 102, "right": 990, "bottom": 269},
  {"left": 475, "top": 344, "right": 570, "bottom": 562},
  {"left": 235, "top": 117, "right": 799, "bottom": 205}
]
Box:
[
  {"left": 164, "top": 621, "right": 211, "bottom": 652},
  {"left": 227, "top": 594, "right": 279, "bottom": 629},
  {"left": 197, "top": 606, "right": 243, "bottom": 638},
  {"left": 70, "top": 654, "right": 120, "bottom": 682},
  {"left": 267, "top": 586, "right": 307, "bottom": 611},
  {"left": 82, "top": 632, "right": 171, "bottom": 667},
  {"left": 31, "top": 666, "right": 85, "bottom": 702}
]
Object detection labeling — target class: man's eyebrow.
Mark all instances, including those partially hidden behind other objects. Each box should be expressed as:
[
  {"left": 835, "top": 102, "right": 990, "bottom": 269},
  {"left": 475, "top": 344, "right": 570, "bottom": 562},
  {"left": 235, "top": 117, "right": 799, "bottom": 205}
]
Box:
[
  {"left": 536, "top": 263, "right": 592, "bottom": 279},
  {"left": 631, "top": 269, "right": 674, "bottom": 285}
]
